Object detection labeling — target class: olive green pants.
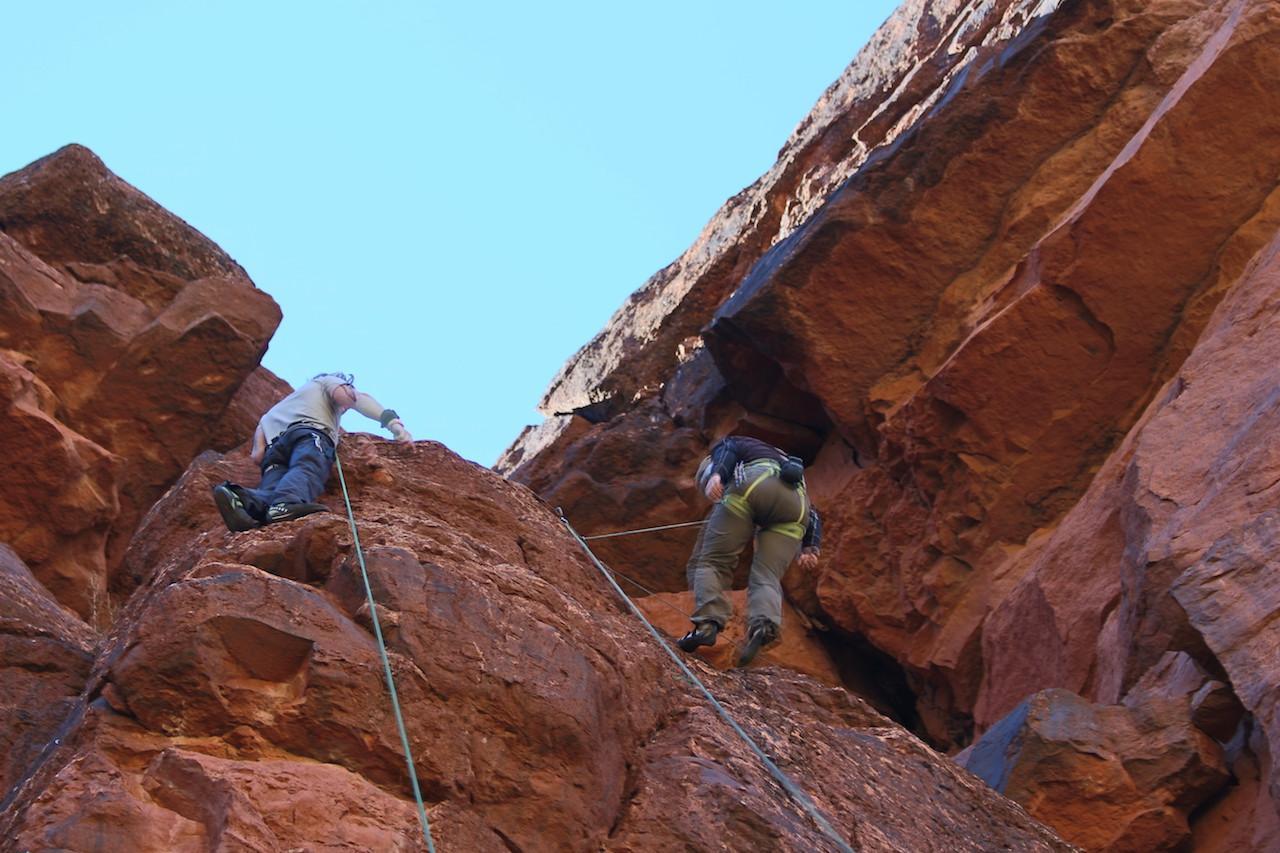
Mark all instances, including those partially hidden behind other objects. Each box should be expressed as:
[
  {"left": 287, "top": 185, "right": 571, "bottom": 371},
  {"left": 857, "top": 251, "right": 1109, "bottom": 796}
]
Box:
[{"left": 688, "top": 461, "right": 807, "bottom": 635}]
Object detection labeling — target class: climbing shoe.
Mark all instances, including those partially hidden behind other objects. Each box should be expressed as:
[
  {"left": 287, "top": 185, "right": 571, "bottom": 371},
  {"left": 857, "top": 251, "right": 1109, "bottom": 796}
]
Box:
[
  {"left": 677, "top": 622, "right": 719, "bottom": 652},
  {"left": 265, "top": 502, "right": 329, "bottom": 524},
  {"left": 212, "top": 483, "right": 260, "bottom": 532},
  {"left": 737, "top": 623, "right": 776, "bottom": 667}
]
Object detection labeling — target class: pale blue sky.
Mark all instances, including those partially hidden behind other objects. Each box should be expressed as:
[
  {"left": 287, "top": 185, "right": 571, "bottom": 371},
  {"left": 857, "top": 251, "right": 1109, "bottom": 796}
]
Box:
[{"left": 4, "top": 2, "right": 898, "bottom": 465}]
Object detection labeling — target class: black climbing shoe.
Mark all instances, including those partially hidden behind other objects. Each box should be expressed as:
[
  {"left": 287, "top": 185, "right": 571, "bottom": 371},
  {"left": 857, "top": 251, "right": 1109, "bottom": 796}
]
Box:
[
  {"left": 677, "top": 622, "right": 719, "bottom": 652},
  {"left": 737, "top": 623, "right": 776, "bottom": 667},
  {"left": 265, "top": 502, "right": 329, "bottom": 524},
  {"left": 212, "top": 483, "right": 260, "bottom": 532}
]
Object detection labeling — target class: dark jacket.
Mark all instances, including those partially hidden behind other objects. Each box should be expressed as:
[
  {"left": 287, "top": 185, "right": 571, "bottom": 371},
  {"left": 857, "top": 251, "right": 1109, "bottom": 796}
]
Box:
[{"left": 707, "top": 436, "right": 823, "bottom": 551}]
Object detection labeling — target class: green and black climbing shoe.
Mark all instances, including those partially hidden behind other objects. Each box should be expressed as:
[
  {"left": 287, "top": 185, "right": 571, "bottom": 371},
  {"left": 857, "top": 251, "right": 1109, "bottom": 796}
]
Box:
[
  {"left": 677, "top": 621, "right": 719, "bottom": 652},
  {"left": 213, "top": 483, "right": 260, "bottom": 532},
  {"left": 737, "top": 623, "right": 776, "bottom": 667},
  {"left": 265, "top": 502, "right": 329, "bottom": 524}
]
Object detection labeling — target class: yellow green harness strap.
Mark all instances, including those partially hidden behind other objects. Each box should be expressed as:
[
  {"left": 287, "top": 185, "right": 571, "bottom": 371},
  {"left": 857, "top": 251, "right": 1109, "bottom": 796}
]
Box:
[{"left": 721, "top": 459, "right": 810, "bottom": 540}]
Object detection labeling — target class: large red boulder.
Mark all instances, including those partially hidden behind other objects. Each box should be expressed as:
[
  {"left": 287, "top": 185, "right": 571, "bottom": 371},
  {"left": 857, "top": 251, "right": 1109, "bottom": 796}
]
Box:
[
  {"left": 0, "top": 146, "right": 281, "bottom": 620},
  {"left": 960, "top": 687, "right": 1228, "bottom": 851}
]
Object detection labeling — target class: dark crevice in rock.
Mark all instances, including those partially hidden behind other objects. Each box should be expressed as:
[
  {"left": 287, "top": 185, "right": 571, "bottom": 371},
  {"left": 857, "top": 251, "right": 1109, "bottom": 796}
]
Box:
[
  {"left": 606, "top": 758, "right": 643, "bottom": 840},
  {"left": 703, "top": 318, "right": 832, "bottom": 435},
  {"left": 0, "top": 695, "right": 88, "bottom": 820},
  {"left": 817, "top": 627, "right": 922, "bottom": 738},
  {"left": 492, "top": 825, "right": 524, "bottom": 853}
]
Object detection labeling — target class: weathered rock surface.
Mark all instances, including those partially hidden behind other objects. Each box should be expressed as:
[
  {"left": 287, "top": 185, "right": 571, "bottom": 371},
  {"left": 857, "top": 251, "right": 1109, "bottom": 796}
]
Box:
[
  {"left": 207, "top": 365, "right": 293, "bottom": 453},
  {"left": 0, "top": 545, "right": 96, "bottom": 808},
  {"left": 961, "top": 682, "right": 1229, "bottom": 851},
  {"left": 978, "top": 225, "right": 1280, "bottom": 806},
  {"left": 8, "top": 0, "right": 1280, "bottom": 844},
  {"left": 1191, "top": 725, "right": 1280, "bottom": 853},
  {"left": 1, "top": 437, "right": 1073, "bottom": 852},
  {"left": 0, "top": 145, "right": 281, "bottom": 621},
  {"left": 504, "top": 0, "right": 1280, "bottom": 845}
]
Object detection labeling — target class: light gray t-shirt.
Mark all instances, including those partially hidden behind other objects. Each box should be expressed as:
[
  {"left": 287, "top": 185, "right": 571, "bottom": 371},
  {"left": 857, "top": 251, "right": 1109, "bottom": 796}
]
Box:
[{"left": 258, "top": 375, "right": 347, "bottom": 445}]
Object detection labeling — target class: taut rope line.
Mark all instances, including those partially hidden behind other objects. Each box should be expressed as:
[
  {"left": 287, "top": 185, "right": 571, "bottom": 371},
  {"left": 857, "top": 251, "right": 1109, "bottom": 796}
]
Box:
[
  {"left": 336, "top": 453, "right": 436, "bottom": 853},
  {"left": 583, "top": 519, "right": 707, "bottom": 540}
]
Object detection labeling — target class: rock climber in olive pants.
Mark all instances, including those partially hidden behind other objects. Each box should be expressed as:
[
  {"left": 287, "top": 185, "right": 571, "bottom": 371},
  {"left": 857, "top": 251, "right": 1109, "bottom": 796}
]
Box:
[{"left": 677, "top": 435, "right": 821, "bottom": 666}]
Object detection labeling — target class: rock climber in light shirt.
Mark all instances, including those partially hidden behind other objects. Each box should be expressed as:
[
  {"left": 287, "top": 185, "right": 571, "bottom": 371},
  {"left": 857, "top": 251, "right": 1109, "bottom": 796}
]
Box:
[{"left": 211, "top": 372, "right": 411, "bottom": 531}]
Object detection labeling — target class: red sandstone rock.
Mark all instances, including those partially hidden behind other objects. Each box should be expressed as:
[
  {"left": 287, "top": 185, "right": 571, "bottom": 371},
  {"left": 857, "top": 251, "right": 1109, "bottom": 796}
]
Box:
[
  {"left": 1121, "top": 653, "right": 1246, "bottom": 743},
  {"left": 978, "top": 224, "right": 1280, "bottom": 814},
  {"left": 0, "top": 147, "right": 281, "bottom": 620},
  {"left": 0, "top": 144, "right": 248, "bottom": 295},
  {"left": 795, "top": 0, "right": 1280, "bottom": 743},
  {"left": 207, "top": 365, "right": 292, "bottom": 453},
  {"left": 509, "top": 0, "right": 1280, "bottom": 738},
  {"left": 961, "top": 688, "right": 1229, "bottom": 851},
  {"left": 1191, "top": 726, "right": 1280, "bottom": 852},
  {"left": 10, "top": 0, "right": 1280, "bottom": 847},
  {"left": 509, "top": 397, "right": 712, "bottom": 594},
  {"left": 533, "top": 0, "right": 1099, "bottom": 422},
  {"left": 0, "top": 349, "right": 121, "bottom": 620},
  {"left": 1, "top": 437, "right": 1073, "bottom": 851},
  {"left": 0, "top": 545, "right": 96, "bottom": 807},
  {"left": 503, "top": 0, "right": 1280, "bottom": 842},
  {"left": 635, "top": 589, "right": 843, "bottom": 685}
]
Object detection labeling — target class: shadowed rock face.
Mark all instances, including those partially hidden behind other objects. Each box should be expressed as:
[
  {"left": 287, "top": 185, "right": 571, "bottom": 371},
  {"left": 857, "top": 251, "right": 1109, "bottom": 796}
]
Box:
[
  {"left": 503, "top": 0, "right": 1280, "bottom": 845},
  {"left": 0, "top": 545, "right": 96, "bottom": 807},
  {"left": 0, "top": 437, "right": 1074, "bottom": 852},
  {"left": 0, "top": 145, "right": 282, "bottom": 623}
]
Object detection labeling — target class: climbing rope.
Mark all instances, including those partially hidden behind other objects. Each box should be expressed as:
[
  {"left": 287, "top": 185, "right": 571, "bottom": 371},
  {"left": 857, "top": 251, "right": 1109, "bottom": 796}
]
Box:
[
  {"left": 583, "top": 518, "right": 706, "bottom": 540},
  {"left": 582, "top": 518, "right": 707, "bottom": 618},
  {"left": 595, "top": 561, "right": 694, "bottom": 621},
  {"left": 335, "top": 454, "right": 436, "bottom": 853},
  {"left": 558, "top": 510, "right": 856, "bottom": 853}
]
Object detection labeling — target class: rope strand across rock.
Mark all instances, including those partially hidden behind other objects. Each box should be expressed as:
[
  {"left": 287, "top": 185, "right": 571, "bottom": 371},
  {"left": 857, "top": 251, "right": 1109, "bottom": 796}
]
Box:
[
  {"left": 336, "top": 453, "right": 437, "bottom": 853},
  {"left": 582, "top": 518, "right": 707, "bottom": 540}
]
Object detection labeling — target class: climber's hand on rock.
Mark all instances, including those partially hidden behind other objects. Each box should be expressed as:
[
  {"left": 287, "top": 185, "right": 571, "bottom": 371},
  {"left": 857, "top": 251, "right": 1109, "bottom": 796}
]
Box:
[
  {"left": 705, "top": 474, "right": 724, "bottom": 502},
  {"left": 388, "top": 419, "right": 413, "bottom": 443}
]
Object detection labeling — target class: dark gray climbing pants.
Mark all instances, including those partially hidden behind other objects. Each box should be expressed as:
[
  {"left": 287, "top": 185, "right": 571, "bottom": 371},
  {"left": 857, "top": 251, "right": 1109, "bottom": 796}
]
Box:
[
  {"left": 689, "top": 460, "right": 808, "bottom": 634},
  {"left": 237, "top": 426, "right": 335, "bottom": 520}
]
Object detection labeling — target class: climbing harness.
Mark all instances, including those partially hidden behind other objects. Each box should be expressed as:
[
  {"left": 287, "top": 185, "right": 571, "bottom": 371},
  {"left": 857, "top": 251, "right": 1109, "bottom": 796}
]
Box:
[
  {"left": 335, "top": 453, "right": 436, "bottom": 853},
  {"left": 722, "top": 459, "right": 809, "bottom": 540},
  {"left": 558, "top": 509, "right": 856, "bottom": 853}
]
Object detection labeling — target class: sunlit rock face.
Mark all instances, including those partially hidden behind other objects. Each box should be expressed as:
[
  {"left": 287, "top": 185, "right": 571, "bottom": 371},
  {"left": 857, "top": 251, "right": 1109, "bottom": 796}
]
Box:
[
  {"left": 0, "top": 146, "right": 1074, "bottom": 849},
  {"left": 7, "top": 0, "right": 1280, "bottom": 844},
  {"left": 505, "top": 0, "right": 1280, "bottom": 844},
  {"left": 0, "top": 436, "right": 1074, "bottom": 852},
  {"left": 0, "top": 145, "right": 281, "bottom": 623}
]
